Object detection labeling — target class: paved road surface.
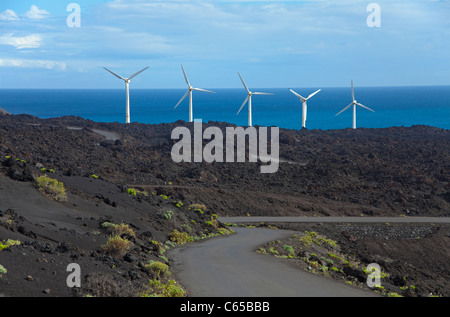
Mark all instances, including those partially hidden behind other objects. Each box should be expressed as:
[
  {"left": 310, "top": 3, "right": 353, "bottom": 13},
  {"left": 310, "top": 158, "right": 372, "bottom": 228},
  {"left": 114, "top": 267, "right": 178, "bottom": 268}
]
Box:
[
  {"left": 169, "top": 227, "right": 378, "bottom": 297},
  {"left": 219, "top": 216, "right": 450, "bottom": 224}
]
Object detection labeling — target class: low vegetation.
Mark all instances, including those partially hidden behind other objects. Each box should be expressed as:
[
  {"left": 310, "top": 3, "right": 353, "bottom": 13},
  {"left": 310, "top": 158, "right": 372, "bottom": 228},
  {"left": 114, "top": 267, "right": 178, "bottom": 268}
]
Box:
[
  {"left": 0, "top": 239, "right": 21, "bottom": 251},
  {"left": 169, "top": 229, "right": 194, "bottom": 245},
  {"left": 101, "top": 235, "right": 131, "bottom": 257},
  {"left": 0, "top": 264, "right": 6, "bottom": 277},
  {"left": 102, "top": 222, "right": 135, "bottom": 238},
  {"left": 188, "top": 204, "right": 207, "bottom": 212},
  {"left": 140, "top": 279, "right": 186, "bottom": 297},
  {"left": 35, "top": 175, "right": 67, "bottom": 201},
  {"left": 145, "top": 260, "right": 170, "bottom": 278}
]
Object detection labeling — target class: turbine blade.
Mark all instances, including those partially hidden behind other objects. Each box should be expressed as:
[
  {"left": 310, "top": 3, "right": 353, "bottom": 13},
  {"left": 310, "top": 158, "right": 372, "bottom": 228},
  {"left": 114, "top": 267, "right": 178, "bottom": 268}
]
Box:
[
  {"left": 306, "top": 89, "right": 321, "bottom": 100},
  {"left": 174, "top": 90, "right": 189, "bottom": 109},
  {"left": 128, "top": 66, "right": 149, "bottom": 80},
  {"left": 238, "top": 72, "right": 250, "bottom": 93},
  {"left": 335, "top": 103, "right": 352, "bottom": 116},
  {"left": 181, "top": 64, "right": 190, "bottom": 86},
  {"left": 356, "top": 103, "right": 375, "bottom": 112},
  {"left": 193, "top": 88, "right": 215, "bottom": 93},
  {"left": 103, "top": 67, "right": 125, "bottom": 81},
  {"left": 290, "top": 89, "right": 306, "bottom": 101},
  {"left": 253, "top": 92, "right": 274, "bottom": 95},
  {"left": 237, "top": 95, "right": 249, "bottom": 115}
]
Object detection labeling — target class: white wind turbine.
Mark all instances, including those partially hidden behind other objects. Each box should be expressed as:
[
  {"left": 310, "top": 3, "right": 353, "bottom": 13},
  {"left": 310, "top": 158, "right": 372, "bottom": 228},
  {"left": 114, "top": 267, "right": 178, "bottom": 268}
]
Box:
[
  {"left": 335, "top": 80, "right": 374, "bottom": 129},
  {"left": 290, "top": 88, "right": 321, "bottom": 129},
  {"left": 103, "top": 66, "right": 149, "bottom": 124},
  {"left": 174, "top": 64, "right": 215, "bottom": 122},
  {"left": 237, "top": 73, "right": 273, "bottom": 127}
]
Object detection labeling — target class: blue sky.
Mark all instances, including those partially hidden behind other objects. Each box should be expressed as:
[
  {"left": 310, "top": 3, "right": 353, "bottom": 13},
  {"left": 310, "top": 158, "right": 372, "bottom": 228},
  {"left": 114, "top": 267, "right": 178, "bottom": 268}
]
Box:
[{"left": 0, "top": 0, "right": 449, "bottom": 89}]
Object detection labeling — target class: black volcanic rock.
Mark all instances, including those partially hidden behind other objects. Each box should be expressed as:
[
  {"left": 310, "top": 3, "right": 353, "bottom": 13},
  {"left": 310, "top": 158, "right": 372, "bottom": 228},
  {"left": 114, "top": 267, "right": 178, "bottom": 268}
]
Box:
[{"left": 0, "top": 114, "right": 449, "bottom": 217}]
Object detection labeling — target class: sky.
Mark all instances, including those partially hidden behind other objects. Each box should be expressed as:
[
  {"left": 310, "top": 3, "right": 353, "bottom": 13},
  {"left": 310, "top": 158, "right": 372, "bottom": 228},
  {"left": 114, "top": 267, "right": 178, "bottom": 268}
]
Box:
[{"left": 0, "top": 0, "right": 449, "bottom": 89}]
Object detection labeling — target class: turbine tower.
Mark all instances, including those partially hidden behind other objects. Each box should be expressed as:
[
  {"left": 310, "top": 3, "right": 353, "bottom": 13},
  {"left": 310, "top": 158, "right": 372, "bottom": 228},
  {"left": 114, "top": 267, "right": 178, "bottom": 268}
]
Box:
[
  {"left": 290, "top": 88, "right": 321, "bottom": 129},
  {"left": 237, "top": 73, "right": 273, "bottom": 127},
  {"left": 335, "top": 80, "right": 374, "bottom": 129},
  {"left": 174, "top": 64, "right": 215, "bottom": 122},
  {"left": 103, "top": 66, "right": 149, "bottom": 124}
]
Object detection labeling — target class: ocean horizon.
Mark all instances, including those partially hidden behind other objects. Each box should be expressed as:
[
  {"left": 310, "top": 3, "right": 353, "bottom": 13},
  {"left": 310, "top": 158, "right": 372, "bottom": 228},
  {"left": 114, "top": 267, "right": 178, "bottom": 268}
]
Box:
[{"left": 1, "top": 85, "right": 449, "bottom": 130}]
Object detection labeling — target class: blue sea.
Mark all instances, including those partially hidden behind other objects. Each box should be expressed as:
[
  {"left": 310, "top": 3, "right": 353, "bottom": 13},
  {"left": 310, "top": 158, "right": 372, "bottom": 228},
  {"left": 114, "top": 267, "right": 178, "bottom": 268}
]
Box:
[{"left": 0, "top": 86, "right": 449, "bottom": 130}]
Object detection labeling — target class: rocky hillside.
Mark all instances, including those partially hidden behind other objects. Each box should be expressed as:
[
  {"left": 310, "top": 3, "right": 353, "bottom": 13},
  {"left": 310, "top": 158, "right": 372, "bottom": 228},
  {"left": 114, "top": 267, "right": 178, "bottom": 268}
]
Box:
[{"left": 1, "top": 114, "right": 449, "bottom": 218}]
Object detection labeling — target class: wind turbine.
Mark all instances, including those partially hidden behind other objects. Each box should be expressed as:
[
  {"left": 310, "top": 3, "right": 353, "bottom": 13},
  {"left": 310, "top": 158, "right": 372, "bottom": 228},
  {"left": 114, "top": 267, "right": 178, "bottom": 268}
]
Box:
[
  {"left": 290, "top": 88, "right": 321, "bottom": 129},
  {"left": 335, "top": 80, "right": 374, "bottom": 129},
  {"left": 103, "top": 66, "right": 149, "bottom": 124},
  {"left": 237, "top": 73, "right": 273, "bottom": 127},
  {"left": 174, "top": 64, "right": 215, "bottom": 122}
]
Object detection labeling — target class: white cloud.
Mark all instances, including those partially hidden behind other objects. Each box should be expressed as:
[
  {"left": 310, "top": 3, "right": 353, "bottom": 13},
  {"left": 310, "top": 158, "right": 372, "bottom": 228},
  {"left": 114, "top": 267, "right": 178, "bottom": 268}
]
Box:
[
  {"left": 26, "top": 5, "right": 50, "bottom": 19},
  {"left": 0, "top": 34, "right": 43, "bottom": 49},
  {"left": 0, "top": 9, "right": 19, "bottom": 21},
  {"left": 0, "top": 59, "right": 66, "bottom": 71}
]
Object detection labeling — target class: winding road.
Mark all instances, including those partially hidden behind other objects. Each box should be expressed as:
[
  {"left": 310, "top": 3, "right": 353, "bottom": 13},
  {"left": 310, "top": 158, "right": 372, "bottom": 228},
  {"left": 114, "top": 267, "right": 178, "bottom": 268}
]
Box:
[
  {"left": 169, "top": 227, "right": 377, "bottom": 297},
  {"left": 169, "top": 216, "right": 449, "bottom": 297}
]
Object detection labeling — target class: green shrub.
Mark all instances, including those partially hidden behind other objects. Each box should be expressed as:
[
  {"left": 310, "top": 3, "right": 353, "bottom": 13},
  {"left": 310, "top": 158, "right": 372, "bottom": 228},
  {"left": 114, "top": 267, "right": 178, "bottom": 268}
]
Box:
[
  {"left": 102, "top": 235, "right": 131, "bottom": 256},
  {"left": 140, "top": 279, "right": 185, "bottom": 297},
  {"left": 188, "top": 204, "right": 207, "bottom": 212},
  {"left": 127, "top": 188, "right": 137, "bottom": 196},
  {"left": 268, "top": 247, "right": 279, "bottom": 255},
  {"left": 163, "top": 210, "right": 174, "bottom": 220},
  {"left": 36, "top": 175, "right": 67, "bottom": 201},
  {"left": 0, "top": 264, "right": 6, "bottom": 277},
  {"left": 145, "top": 261, "right": 170, "bottom": 277},
  {"left": 283, "top": 244, "right": 295, "bottom": 255},
  {"left": 0, "top": 239, "right": 21, "bottom": 251},
  {"left": 151, "top": 240, "right": 164, "bottom": 254},
  {"left": 206, "top": 217, "right": 219, "bottom": 229},
  {"left": 102, "top": 222, "right": 135, "bottom": 237},
  {"left": 315, "top": 236, "right": 337, "bottom": 248},
  {"left": 299, "top": 234, "right": 313, "bottom": 247},
  {"left": 169, "top": 230, "right": 194, "bottom": 245}
]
